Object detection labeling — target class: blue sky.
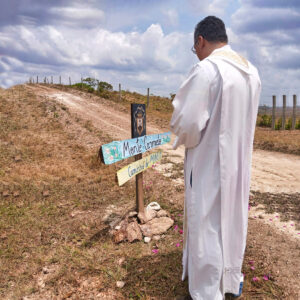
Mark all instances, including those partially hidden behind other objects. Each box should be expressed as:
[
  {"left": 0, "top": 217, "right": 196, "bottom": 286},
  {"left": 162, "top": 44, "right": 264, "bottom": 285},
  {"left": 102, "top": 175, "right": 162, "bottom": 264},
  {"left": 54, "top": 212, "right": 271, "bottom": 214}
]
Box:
[{"left": 0, "top": 0, "right": 300, "bottom": 106}]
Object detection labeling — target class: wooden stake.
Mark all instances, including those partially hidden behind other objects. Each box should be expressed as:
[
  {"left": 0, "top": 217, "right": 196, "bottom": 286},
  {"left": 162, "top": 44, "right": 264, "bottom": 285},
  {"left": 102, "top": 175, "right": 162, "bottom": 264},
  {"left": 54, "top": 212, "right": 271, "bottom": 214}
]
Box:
[
  {"left": 119, "top": 83, "right": 121, "bottom": 101},
  {"left": 282, "top": 95, "right": 286, "bottom": 130},
  {"left": 272, "top": 95, "right": 276, "bottom": 130},
  {"left": 147, "top": 88, "right": 150, "bottom": 107},
  {"left": 292, "top": 95, "right": 297, "bottom": 130},
  {"left": 135, "top": 153, "right": 144, "bottom": 214},
  {"left": 37, "top": 76, "right": 38, "bottom": 84},
  {"left": 69, "top": 77, "right": 71, "bottom": 86},
  {"left": 59, "top": 76, "right": 61, "bottom": 85}
]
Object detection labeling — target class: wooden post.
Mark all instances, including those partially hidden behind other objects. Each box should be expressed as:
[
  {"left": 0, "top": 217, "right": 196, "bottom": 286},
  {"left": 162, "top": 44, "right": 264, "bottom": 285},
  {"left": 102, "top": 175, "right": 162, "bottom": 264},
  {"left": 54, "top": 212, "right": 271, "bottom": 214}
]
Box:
[
  {"left": 59, "top": 76, "right": 61, "bottom": 85},
  {"left": 131, "top": 104, "right": 146, "bottom": 214},
  {"left": 69, "top": 77, "right": 71, "bottom": 86},
  {"left": 37, "top": 76, "right": 38, "bottom": 84},
  {"left": 119, "top": 83, "right": 121, "bottom": 101},
  {"left": 272, "top": 95, "right": 276, "bottom": 130},
  {"left": 282, "top": 95, "right": 286, "bottom": 130},
  {"left": 147, "top": 88, "right": 150, "bottom": 107},
  {"left": 292, "top": 95, "right": 297, "bottom": 130},
  {"left": 51, "top": 76, "right": 53, "bottom": 84}
]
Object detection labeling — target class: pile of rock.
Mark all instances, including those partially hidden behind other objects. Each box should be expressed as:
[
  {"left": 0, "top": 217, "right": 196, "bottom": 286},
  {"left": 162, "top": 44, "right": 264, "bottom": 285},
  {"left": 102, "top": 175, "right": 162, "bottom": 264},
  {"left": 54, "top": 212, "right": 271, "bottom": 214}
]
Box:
[{"left": 111, "top": 202, "right": 174, "bottom": 244}]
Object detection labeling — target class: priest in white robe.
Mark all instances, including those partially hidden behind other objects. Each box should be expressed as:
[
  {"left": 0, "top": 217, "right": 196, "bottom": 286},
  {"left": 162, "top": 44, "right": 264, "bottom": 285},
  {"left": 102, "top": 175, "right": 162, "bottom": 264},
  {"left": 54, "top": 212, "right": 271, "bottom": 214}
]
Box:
[{"left": 170, "top": 16, "right": 261, "bottom": 300}]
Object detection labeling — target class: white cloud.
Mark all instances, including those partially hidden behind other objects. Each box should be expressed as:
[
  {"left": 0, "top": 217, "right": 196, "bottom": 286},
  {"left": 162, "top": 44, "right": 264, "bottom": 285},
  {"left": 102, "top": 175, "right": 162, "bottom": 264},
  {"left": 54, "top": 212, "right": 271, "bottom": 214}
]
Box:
[
  {"left": 163, "top": 9, "right": 179, "bottom": 27},
  {"left": 0, "top": 22, "right": 195, "bottom": 94},
  {"left": 187, "top": 0, "right": 232, "bottom": 16},
  {"left": 49, "top": 6, "right": 105, "bottom": 27},
  {"left": 230, "top": 1, "right": 300, "bottom": 105}
]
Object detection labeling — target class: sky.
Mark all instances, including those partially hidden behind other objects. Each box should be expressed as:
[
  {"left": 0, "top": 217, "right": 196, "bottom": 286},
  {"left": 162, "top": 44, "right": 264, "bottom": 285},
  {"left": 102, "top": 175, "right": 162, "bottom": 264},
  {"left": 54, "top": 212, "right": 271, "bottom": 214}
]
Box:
[{"left": 0, "top": 0, "right": 299, "bottom": 106}]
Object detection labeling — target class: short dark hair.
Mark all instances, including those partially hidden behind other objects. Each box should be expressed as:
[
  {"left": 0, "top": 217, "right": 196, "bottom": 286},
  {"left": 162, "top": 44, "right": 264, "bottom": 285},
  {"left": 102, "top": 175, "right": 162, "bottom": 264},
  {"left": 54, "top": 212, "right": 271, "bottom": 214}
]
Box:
[{"left": 194, "top": 16, "right": 228, "bottom": 44}]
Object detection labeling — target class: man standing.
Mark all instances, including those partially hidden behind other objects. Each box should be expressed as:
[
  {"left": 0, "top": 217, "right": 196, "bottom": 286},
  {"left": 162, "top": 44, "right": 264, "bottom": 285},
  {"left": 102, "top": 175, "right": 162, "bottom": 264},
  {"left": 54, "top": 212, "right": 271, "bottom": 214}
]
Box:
[{"left": 170, "top": 16, "right": 261, "bottom": 299}]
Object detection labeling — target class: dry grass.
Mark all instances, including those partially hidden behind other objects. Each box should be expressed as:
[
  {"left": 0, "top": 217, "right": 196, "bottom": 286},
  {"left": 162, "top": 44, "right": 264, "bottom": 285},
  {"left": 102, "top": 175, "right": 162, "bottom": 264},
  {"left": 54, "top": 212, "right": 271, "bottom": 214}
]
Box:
[
  {"left": 254, "top": 127, "right": 300, "bottom": 155},
  {"left": 0, "top": 85, "right": 292, "bottom": 299}
]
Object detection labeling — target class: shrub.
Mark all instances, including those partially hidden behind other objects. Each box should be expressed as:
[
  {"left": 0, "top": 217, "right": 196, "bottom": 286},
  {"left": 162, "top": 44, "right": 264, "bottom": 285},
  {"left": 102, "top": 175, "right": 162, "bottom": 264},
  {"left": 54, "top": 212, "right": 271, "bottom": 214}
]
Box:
[
  {"left": 258, "top": 114, "right": 272, "bottom": 127},
  {"left": 72, "top": 83, "right": 94, "bottom": 93},
  {"left": 97, "top": 81, "right": 113, "bottom": 93},
  {"left": 285, "top": 117, "right": 292, "bottom": 130},
  {"left": 295, "top": 119, "right": 300, "bottom": 130}
]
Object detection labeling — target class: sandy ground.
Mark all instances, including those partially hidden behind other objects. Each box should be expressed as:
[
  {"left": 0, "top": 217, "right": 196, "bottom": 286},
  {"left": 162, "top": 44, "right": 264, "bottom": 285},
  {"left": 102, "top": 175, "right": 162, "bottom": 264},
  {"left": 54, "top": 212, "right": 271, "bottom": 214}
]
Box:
[{"left": 26, "top": 85, "right": 300, "bottom": 240}]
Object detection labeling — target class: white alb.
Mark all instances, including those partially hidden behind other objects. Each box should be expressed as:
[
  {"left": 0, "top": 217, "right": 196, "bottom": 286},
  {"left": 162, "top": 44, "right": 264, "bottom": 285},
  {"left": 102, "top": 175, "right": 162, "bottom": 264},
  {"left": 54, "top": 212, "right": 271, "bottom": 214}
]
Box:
[{"left": 170, "top": 45, "right": 261, "bottom": 300}]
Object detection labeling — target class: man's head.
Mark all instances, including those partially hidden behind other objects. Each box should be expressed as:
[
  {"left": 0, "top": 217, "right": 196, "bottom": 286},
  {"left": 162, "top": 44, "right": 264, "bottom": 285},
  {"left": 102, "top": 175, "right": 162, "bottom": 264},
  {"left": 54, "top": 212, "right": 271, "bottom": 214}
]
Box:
[{"left": 193, "top": 16, "right": 228, "bottom": 61}]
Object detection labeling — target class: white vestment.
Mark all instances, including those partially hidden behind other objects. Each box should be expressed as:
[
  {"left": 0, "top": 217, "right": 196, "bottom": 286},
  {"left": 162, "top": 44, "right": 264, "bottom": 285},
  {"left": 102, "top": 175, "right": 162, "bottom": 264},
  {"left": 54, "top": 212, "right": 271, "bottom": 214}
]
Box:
[{"left": 170, "top": 45, "right": 261, "bottom": 300}]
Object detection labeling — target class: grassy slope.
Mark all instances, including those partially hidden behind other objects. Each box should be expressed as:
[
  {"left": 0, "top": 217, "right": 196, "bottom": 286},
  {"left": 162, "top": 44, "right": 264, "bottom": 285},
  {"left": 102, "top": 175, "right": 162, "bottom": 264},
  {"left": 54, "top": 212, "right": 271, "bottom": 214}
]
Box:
[{"left": 0, "top": 85, "right": 295, "bottom": 299}]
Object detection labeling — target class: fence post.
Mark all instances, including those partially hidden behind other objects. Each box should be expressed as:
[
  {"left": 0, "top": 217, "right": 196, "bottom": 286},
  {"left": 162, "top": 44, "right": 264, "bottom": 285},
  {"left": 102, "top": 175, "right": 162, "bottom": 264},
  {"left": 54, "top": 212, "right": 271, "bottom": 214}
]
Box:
[
  {"left": 69, "top": 77, "right": 71, "bottom": 86},
  {"left": 59, "top": 76, "right": 61, "bottom": 85},
  {"left": 119, "top": 83, "right": 121, "bottom": 101},
  {"left": 147, "top": 88, "right": 150, "bottom": 107},
  {"left": 292, "top": 95, "right": 297, "bottom": 130},
  {"left": 37, "top": 76, "right": 38, "bottom": 84},
  {"left": 51, "top": 76, "right": 53, "bottom": 84},
  {"left": 282, "top": 95, "right": 286, "bottom": 130},
  {"left": 272, "top": 95, "right": 276, "bottom": 130}
]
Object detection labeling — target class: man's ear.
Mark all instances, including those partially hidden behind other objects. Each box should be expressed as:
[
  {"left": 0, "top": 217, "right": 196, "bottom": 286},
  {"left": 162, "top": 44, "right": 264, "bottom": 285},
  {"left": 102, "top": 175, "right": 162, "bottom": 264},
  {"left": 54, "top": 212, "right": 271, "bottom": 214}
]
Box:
[{"left": 198, "top": 35, "right": 205, "bottom": 48}]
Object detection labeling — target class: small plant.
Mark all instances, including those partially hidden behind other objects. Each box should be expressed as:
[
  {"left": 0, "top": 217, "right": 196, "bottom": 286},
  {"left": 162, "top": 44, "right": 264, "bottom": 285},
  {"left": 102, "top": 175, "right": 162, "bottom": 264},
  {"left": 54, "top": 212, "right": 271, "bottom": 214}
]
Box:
[{"left": 258, "top": 114, "right": 272, "bottom": 127}]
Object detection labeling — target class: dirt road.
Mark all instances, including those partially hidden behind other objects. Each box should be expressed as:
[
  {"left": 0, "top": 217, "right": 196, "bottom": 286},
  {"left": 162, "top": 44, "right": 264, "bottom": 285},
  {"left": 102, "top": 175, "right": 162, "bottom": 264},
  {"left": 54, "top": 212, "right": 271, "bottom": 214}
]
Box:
[{"left": 28, "top": 85, "right": 300, "bottom": 194}]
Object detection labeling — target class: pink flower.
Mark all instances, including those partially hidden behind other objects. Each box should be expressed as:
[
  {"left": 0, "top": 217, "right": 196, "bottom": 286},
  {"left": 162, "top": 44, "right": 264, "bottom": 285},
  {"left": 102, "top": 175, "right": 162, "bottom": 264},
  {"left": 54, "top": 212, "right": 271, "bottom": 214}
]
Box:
[
  {"left": 178, "top": 214, "right": 182, "bottom": 217},
  {"left": 176, "top": 243, "right": 180, "bottom": 247},
  {"left": 291, "top": 224, "right": 294, "bottom": 226},
  {"left": 250, "top": 266, "right": 255, "bottom": 270},
  {"left": 249, "top": 260, "right": 254, "bottom": 265},
  {"left": 254, "top": 216, "right": 257, "bottom": 218},
  {"left": 297, "top": 233, "right": 300, "bottom": 235},
  {"left": 152, "top": 249, "right": 159, "bottom": 254},
  {"left": 252, "top": 277, "right": 259, "bottom": 282},
  {"left": 269, "top": 218, "right": 272, "bottom": 221},
  {"left": 248, "top": 205, "right": 251, "bottom": 211},
  {"left": 263, "top": 275, "right": 269, "bottom": 281},
  {"left": 174, "top": 225, "right": 178, "bottom": 231},
  {"left": 179, "top": 229, "right": 184, "bottom": 234},
  {"left": 275, "top": 216, "right": 279, "bottom": 218}
]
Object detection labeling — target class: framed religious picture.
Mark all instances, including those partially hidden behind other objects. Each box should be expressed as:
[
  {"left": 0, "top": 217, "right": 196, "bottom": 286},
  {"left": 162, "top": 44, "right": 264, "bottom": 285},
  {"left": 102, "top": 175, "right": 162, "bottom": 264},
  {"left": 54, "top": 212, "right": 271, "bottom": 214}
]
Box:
[{"left": 131, "top": 104, "right": 146, "bottom": 138}]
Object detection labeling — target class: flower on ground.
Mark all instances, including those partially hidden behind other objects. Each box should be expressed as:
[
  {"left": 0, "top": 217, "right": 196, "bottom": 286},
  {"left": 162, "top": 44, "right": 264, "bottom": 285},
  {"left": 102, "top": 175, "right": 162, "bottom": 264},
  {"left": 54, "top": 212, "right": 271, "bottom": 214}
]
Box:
[
  {"left": 250, "top": 266, "right": 255, "bottom": 270},
  {"left": 178, "top": 214, "right": 182, "bottom": 217},
  {"left": 252, "top": 277, "right": 259, "bottom": 282},
  {"left": 291, "top": 224, "right": 294, "bottom": 226},
  {"left": 249, "top": 260, "right": 254, "bottom": 265},
  {"left": 263, "top": 275, "right": 269, "bottom": 281},
  {"left": 176, "top": 243, "right": 180, "bottom": 247},
  {"left": 275, "top": 216, "right": 279, "bottom": 218},
  {"left": 269, "top": 218, "right": 272, "bottom": 221},
  {"left": 152, "top": 249, "right": 159, "bottom": 254},
  {"left": 174, "top": 225, "right": 178, "bottom": 231},
  {"left": 248, "top": 205, "right": 251, "bottom": 211},
  {"left": 179, "top": 229, "right": 184, "bottom": 234}
]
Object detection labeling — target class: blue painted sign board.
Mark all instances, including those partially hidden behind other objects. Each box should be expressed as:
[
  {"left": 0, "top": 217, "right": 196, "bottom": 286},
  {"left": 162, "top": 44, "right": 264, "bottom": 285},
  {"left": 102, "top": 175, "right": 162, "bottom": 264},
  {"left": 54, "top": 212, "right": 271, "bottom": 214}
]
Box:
[{"left": 101, "top": 131, "right": 171, "bottom": 165}]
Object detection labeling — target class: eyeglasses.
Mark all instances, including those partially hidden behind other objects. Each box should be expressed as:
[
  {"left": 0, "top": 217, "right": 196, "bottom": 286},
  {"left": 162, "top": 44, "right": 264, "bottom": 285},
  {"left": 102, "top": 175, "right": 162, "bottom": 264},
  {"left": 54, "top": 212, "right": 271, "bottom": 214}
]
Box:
[{"left": 191, "top": 42, "right": 198, "bottom": 54}]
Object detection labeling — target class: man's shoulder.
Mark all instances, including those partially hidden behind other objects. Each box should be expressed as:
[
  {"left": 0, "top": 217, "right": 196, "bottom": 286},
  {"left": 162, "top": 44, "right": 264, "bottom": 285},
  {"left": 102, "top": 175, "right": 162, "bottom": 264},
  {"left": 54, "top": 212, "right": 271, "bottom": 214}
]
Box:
[{"left": 191, "top": 60, "right": 221, "bottom": 83}]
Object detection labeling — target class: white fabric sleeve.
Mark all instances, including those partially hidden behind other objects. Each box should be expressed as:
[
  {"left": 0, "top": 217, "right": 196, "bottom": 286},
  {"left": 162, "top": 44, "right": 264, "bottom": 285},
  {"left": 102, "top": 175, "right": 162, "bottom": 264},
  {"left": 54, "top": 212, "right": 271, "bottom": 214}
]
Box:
[{"left": 170, "top": 64, "right": 211, "bottom": 149}]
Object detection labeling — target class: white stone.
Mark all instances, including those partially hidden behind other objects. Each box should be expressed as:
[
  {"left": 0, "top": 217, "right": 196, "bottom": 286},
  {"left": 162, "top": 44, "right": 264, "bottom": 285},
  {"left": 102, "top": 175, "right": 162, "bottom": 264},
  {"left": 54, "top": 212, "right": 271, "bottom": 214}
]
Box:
[
  {"left": 115, "top": 225, "right": 121, "bottom": 230},
  {"left": 144, "top": 237, "right": 151, "bottom": 243},
  {"left": 147, "top": 202, "right": 161, "bottom": 211},
  {"left": 116, "top": 281, "right": 125, "bottom": 288}
]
